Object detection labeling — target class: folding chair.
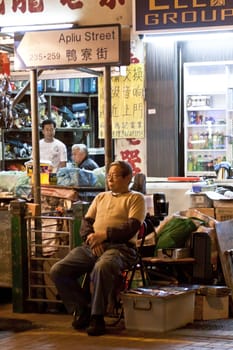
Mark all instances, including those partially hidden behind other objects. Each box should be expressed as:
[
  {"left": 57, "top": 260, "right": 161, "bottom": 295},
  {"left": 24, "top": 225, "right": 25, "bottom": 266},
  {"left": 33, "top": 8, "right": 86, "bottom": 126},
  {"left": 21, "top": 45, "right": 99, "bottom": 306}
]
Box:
[
  {"left": 124, "top": 221, "right": 152, "bottom": 290},
  {"left": 107, "top": 221, "right": 152, "bottom": 326},
  {"left": 74, "top": 221, "right": 153, "bottom": 327}
]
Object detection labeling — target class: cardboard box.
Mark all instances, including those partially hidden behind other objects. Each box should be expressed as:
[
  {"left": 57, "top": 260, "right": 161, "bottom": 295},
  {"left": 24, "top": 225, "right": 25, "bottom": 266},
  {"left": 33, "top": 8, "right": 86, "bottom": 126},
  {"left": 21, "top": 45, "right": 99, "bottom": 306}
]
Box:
[
  {"left": 215, "top": 207, "right": 233, "bottom": 221},
  {"left": 191, "top": 208, "right": 215, "bottom": 218},
  {"left": 205, "top": 192, "right": 233, "bottom": 208},
  {"left": 196, "top": 285, "right": 231, "bottom": 297},
  {"left": 213, "top": 200, "right": 233, "bottom": 208},
  {"left": 157, "top": 248, "right": 191, "bottom": 259},
  {"left": 121, "top": 288, "right": 195, "bottom": 332},
  {"left": 194, "top": 295, "right": 229, "bottom": 320},
  {"left": 189, "top": 193, "right": 213, "bottom": 208},
  {"left": 26, "top": 203, "right": 40, "bottom": 216}
]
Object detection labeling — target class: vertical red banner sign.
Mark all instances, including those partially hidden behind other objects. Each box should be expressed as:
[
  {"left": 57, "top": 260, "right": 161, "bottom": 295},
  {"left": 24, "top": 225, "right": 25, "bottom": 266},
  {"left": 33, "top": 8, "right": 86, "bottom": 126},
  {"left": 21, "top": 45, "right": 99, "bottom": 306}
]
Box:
[{"left": 0, "top": 53, "right": 10, "bottom": 76}]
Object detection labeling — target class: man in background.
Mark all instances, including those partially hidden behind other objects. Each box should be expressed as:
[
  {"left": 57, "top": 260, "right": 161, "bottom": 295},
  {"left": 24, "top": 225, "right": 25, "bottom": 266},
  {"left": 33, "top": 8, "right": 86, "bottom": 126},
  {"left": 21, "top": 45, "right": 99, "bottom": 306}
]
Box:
[
  {"left": 71, "top": 143, "right": 99, "bottom": 170},
  {"left": 40, "top": 119, "right": 67, "bottom": 172}
]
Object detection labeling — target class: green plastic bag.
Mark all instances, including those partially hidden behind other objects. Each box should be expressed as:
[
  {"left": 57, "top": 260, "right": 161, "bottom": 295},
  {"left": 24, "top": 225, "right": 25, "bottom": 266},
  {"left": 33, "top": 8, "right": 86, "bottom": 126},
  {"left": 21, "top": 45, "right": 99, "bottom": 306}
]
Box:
[{"left": 155, "top": 216, "right": 197, "bottom": 253}]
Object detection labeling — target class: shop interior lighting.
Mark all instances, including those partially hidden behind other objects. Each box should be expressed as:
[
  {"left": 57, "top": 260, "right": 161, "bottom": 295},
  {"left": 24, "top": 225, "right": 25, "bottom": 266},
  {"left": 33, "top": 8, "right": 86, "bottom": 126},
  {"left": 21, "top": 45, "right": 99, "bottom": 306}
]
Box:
[
  {"left": 142, "top": 30, "right": 233, "bottom": 43},
  {"left": 0, "top": 23, "right": 75, "bottom": 33}
]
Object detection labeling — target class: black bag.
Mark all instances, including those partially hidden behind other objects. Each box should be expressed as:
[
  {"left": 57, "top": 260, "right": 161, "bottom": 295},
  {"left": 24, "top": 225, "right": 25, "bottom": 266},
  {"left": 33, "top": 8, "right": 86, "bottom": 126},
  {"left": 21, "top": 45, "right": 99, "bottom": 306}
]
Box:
[
  {"left": 191, "top": 232, "right": 213, "bottom": 282},
  {"left": 144, "top": 213, "right": 157, "bottom": 236},
  {"left": 139, "top": 213, "right": 157, "bottom": 257}
]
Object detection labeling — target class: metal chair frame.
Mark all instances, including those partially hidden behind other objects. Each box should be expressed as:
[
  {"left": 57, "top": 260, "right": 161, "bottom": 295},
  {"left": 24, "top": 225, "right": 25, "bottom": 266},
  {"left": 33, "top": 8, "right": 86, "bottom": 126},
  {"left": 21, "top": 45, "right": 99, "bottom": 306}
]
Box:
[{"left": 107, "top": 221, "right": 152, "bottom": 326}]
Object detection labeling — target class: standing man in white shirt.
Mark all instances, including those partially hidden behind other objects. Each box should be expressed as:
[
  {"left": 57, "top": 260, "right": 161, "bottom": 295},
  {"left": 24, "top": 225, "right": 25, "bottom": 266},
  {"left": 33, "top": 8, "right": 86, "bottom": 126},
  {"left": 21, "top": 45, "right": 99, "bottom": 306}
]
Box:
[{"left": 40, "top": 119, "right": 67, "bottom": 172}]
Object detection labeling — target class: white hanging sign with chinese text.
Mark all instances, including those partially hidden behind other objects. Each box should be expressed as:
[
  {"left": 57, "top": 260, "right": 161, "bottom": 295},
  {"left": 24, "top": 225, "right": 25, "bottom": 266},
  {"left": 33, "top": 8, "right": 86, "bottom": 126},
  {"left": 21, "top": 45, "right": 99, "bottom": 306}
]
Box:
[{"left": 98, "top": 63, "right": 145, "bottom": 139}]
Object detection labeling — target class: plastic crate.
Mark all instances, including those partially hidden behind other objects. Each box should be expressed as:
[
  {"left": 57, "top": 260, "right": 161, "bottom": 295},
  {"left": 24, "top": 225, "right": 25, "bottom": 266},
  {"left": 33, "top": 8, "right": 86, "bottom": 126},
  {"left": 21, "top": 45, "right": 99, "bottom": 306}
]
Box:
[{"left": 121, "top": 287, "right": 195, "bottom": 332}]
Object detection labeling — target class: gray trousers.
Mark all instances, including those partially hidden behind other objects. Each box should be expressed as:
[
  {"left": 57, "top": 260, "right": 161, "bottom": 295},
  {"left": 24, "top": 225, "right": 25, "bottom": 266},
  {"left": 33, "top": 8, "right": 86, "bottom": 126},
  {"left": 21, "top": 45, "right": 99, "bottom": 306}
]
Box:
[{"left": 50, "top": 243, "right": 137, "bottom": 315}]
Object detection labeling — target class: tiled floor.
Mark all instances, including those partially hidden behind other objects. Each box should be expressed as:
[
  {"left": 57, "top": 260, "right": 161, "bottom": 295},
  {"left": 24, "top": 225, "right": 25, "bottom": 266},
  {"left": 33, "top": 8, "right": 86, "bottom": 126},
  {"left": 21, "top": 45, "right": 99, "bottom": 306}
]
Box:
[{"left": 1, "top": 303, "right": 233, "bottom": 350}]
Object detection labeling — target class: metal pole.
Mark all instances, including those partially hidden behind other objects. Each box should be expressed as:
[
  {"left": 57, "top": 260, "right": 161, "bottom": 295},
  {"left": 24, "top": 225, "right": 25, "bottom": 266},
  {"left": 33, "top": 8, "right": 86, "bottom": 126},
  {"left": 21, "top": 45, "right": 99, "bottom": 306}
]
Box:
[
  {"left": 104, "top": 66, "right": 112, "bottom": 188},
  {"left": 30, "top": 69, "right": 41, "bottom": 212},
  {"left": 30, "top": 70, "right": 44, "bottom": 306},
  {"left": 10, "top": 199, "right": 27, "bottom": 312}
]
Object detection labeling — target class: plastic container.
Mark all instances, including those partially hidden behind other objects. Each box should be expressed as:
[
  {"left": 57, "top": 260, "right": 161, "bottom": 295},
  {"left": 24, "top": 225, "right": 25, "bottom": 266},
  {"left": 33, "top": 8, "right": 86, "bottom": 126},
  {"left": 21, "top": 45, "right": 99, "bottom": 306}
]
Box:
[
  {"left": 25, "top": 160, "right": 52, "bottom": 185},
  {"left": 121, "top": 287, "right": 195, "bottom": 332}
]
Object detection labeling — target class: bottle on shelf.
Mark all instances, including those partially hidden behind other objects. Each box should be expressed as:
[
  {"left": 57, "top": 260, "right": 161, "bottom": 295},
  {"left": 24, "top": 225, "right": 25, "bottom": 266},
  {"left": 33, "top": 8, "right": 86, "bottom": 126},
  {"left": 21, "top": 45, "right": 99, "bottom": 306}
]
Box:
[{"left": 188, "top": 154, "right": 193, "bottom": 171}]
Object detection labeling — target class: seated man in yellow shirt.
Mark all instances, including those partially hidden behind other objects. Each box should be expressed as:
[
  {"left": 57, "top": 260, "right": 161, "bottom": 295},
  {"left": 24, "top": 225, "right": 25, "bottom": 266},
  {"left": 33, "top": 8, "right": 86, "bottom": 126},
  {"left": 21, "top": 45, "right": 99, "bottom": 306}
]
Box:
[{"left": 50, "top": 160, "right": 146, "bottom": 336}]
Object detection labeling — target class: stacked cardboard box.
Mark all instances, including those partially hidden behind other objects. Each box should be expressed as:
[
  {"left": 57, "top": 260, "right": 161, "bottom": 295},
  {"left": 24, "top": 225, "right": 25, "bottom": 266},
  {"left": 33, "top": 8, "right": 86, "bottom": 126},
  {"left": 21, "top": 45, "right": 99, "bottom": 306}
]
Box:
[
  {"left": 189, "top": 193, "right": 213, "bottom": 208},
  {"left": 212, "top": 199, "right": 233, "bottom": 221},
  {"left": 194, "top": 285, "right": 230, "bottom": 320},
  {"left": 188, "top": 191, "right": 233, "bottom": 221},
  {"left": 191, "top": 207, "right": 215, "bottom": 218}
]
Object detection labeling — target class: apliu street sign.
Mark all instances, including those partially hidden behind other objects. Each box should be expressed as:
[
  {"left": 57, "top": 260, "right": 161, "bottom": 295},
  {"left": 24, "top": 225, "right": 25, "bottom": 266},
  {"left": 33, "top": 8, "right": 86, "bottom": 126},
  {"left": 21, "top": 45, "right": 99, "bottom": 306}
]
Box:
[{"left": 14, "top": 24, "right": 121, "bottom": 70}]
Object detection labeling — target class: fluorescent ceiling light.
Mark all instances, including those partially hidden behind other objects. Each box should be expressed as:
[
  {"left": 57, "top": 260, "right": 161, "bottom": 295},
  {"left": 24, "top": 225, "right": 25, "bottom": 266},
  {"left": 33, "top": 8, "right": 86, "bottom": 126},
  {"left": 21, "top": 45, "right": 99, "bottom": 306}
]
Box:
[
  {"left": 1, "top": 23, "right": 74, "bottom": 33},
  {"left": 143, "top": 30, "right": 233, "bottom": 43}
]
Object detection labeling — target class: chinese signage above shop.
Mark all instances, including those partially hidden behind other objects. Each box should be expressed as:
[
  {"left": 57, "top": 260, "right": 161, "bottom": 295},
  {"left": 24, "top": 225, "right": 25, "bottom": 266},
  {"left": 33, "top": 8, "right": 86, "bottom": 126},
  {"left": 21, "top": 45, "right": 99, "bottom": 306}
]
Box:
[
  {"left": 98, "top": 63, "right": 145, "bottom": 139},
  {"left": 15, "top": 24, "right": 120, "bottom": 69},
  {"left": 133, "top": 0, "right": 233, "bottom": 34},
  {"left": 0, "top": 0, "right": 131, "bottom": 27}
]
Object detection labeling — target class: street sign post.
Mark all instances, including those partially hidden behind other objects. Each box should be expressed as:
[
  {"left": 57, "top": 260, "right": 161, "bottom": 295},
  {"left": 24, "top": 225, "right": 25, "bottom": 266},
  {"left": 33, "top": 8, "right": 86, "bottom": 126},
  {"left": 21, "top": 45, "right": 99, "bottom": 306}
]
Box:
[
  {"left": 15, "top": 24, "right": 121, "bottom": 70},
  {"left": 14, "top": 24, "right": 123, "bottom": 212}
]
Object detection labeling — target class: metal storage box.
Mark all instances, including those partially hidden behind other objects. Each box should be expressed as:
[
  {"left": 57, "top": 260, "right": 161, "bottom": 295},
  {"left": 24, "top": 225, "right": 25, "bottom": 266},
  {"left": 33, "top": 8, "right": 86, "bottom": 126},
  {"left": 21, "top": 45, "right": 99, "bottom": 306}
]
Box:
[{"left": 121, "top": 287, "right": 195, "bottom": 332}]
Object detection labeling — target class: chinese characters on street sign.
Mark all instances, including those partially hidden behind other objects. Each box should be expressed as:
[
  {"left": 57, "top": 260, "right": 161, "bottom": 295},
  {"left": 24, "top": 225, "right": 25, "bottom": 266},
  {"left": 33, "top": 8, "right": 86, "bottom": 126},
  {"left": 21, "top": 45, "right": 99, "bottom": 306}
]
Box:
[{"left": 15, "top": 24, "right": 120, "bottom": 69}]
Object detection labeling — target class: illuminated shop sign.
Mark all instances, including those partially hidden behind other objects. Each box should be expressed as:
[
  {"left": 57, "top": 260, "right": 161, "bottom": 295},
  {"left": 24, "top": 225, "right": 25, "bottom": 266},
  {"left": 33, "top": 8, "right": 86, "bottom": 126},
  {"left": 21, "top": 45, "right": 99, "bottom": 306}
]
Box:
[{"left": 133, "top": 0, "right": 233, "bottom": 34}]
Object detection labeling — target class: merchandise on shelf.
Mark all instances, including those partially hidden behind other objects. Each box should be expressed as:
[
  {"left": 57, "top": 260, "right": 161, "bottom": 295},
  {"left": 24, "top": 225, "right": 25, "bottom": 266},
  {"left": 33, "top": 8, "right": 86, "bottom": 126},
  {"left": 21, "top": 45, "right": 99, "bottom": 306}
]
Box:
[
  {"left": 184, "top": 62, "right": 233, "bottom": 177},
  {"left": 0, "top": 77, "right": 99, "bottom": 171}
]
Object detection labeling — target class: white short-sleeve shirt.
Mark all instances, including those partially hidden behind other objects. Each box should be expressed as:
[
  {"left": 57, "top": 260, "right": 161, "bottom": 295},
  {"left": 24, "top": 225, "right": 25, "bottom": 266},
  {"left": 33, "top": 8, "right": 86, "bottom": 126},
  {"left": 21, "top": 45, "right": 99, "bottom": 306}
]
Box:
[{"left": 39, "top": 138, "right": 67, "bottom": 172}]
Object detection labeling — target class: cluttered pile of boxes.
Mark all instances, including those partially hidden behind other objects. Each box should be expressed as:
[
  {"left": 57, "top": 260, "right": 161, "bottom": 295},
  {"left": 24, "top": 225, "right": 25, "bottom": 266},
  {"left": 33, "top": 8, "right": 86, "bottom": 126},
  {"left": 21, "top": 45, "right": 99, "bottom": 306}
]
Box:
[
  {"left": 189, "top": 180, "right": 233, "bottom": 221},
  {"left": 119, "top": 188, "right": 233, "bottom": 333}
]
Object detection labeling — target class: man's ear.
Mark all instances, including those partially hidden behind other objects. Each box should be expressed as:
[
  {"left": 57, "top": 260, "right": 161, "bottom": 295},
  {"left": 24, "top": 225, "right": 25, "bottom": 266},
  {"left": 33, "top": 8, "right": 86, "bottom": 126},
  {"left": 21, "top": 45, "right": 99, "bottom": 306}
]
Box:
[{"left": 127, "top": 174, "right": 133, "bottom": 184}]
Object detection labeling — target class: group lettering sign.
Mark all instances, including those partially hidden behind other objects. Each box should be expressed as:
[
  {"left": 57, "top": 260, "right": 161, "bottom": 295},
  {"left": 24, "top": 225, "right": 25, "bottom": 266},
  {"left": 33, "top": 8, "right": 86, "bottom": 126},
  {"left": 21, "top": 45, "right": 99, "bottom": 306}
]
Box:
[{"left": 134, "top": 1, "right": 233, "bottom": 34}]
